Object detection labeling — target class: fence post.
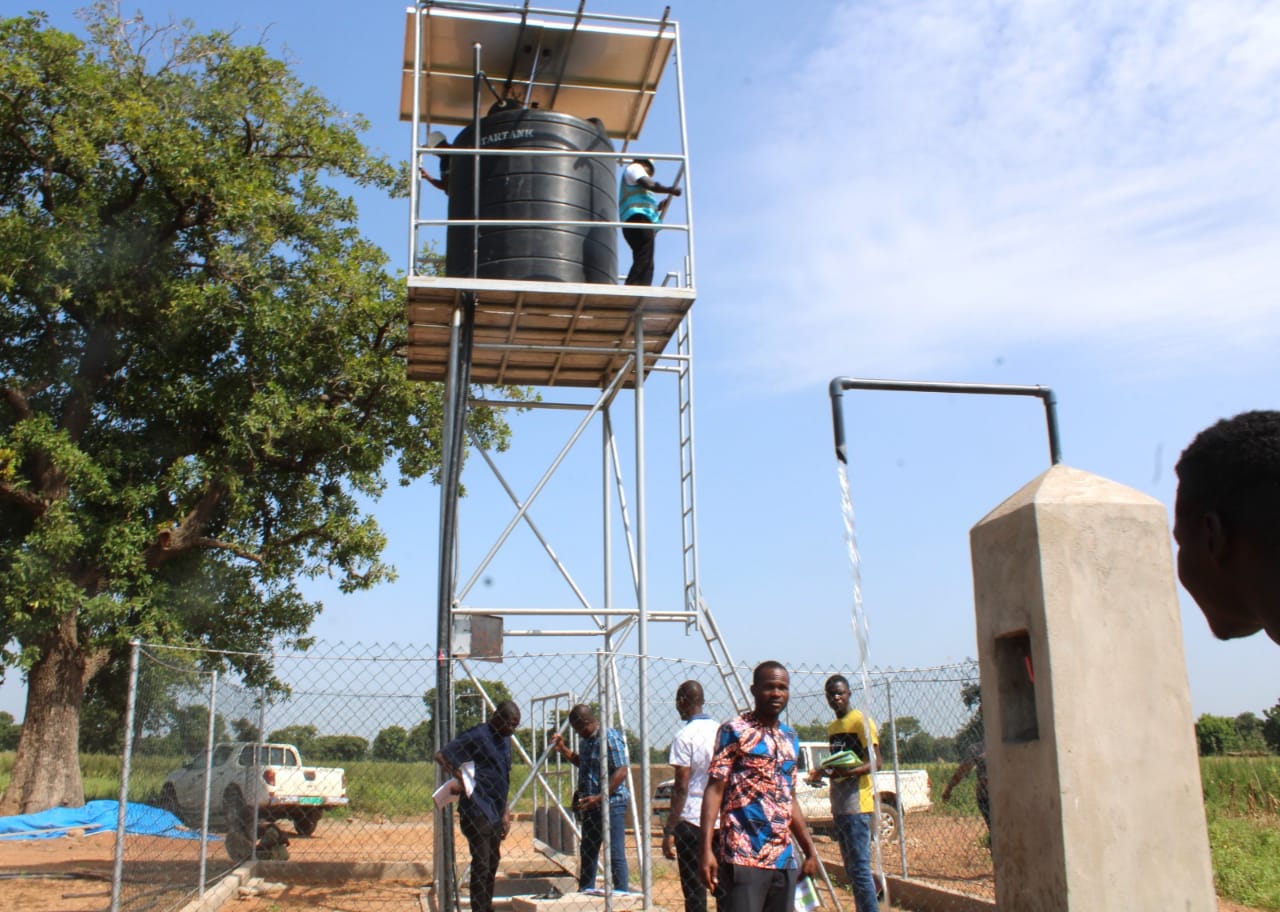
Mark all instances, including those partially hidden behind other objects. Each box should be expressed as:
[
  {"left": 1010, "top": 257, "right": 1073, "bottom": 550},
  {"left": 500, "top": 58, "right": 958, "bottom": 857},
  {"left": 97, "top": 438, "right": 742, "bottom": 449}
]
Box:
[
  {"left": 599, "top": 650, "right": 614, "bottom": 909},
  {"left": 885, "top": 677, "right": 908, "bottom": 878},
  {"left": 253, "top": 691, "right": 268, "bottom": 860},
  {"left": 109, "top": 638, "right": 142, "bottom": 912},
  {"left": 198, "top": 669, "right": 218, "bottom": 898}
]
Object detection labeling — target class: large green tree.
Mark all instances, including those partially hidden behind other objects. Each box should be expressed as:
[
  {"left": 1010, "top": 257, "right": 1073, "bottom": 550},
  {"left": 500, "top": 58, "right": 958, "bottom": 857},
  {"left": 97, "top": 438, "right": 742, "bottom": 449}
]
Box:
[
  {"left": 1195, "top": 714, "right": 1242, "bottom": 756},
  {"left": 0, "top": 7, "right": 518, "bottom": 813},
  {"left": 1264, "top": 700, "right": 1280, "bottom": 754}
]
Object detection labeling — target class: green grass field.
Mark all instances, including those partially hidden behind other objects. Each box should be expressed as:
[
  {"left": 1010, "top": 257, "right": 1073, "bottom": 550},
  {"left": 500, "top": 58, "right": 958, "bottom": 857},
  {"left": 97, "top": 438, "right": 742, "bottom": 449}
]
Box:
[
  {"left": 2, "top": 752, "right": 1277, "bottom": 908},
  {"left": 1200, "top": 757, "right": 1280, "bottom": 909}
]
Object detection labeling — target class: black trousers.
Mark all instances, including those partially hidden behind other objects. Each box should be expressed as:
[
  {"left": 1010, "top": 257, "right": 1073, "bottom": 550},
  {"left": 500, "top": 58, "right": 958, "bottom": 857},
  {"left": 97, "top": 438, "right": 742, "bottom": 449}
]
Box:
[
  {"left": 673, "top": 820, "right": 725, "bottom": 912},
  {"left": 459, "top": 814, "right": 503, "bottom": 912},
  {"left": 623, "top": 214, "right": 655, "bottom": 286},
  {"left": 721, "top": 862, "right": 797, "bottom": 912}
]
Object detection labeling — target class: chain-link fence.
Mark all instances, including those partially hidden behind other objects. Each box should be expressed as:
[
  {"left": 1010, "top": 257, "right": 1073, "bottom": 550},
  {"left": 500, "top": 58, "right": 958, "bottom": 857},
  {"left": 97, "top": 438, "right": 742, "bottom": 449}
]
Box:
[{"left": 115, "top": 641, "right": 990, "bottom": 912}]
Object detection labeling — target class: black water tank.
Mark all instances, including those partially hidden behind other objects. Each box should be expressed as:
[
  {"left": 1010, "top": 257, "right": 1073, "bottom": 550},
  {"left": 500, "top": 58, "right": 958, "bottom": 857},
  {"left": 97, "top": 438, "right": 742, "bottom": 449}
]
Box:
[{"left": 445, "top": 109, "right": 617, "bottom": 284}]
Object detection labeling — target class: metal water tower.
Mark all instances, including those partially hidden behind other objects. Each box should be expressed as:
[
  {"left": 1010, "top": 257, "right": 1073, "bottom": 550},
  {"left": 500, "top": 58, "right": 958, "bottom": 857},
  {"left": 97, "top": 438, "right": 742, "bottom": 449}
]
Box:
[{"left": 399, "top": 2, "right": 745, "bottom": 904}]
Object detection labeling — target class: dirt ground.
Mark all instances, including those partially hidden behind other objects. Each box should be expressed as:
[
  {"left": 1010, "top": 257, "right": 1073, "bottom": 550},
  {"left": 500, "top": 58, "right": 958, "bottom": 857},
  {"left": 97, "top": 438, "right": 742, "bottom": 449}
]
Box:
[{"left": 0, "top": 816, "right": 1265, "bottom": 912}]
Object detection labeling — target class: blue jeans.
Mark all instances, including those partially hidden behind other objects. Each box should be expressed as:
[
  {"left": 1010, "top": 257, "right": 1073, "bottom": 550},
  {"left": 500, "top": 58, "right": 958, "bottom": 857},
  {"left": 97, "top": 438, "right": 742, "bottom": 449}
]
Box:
[
  {"left": 578, "top": 799, "right": 629, "bottom": 891},
  {"left": 834, "top": 813, "right": 878, "bottom": 912}
]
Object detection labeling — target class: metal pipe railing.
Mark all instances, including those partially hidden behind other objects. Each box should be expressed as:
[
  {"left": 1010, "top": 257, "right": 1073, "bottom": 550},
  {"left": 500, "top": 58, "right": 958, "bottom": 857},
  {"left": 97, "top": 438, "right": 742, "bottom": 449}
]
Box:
[{"left": 829, "top": 377, "right": 1063, "bottom": 466}]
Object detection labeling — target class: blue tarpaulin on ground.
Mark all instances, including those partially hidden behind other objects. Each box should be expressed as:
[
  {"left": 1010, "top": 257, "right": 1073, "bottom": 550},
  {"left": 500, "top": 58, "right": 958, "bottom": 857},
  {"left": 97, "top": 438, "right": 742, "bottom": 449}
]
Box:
[{"left": 0, "top": 800, "right": 205, "bottom": 840}]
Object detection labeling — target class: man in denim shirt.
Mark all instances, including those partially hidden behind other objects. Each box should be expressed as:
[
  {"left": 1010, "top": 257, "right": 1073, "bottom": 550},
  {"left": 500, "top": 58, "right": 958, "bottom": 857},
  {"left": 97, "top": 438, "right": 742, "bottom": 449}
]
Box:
[{"left": 551, "top": 704, "right": 631, "bottom": 891}]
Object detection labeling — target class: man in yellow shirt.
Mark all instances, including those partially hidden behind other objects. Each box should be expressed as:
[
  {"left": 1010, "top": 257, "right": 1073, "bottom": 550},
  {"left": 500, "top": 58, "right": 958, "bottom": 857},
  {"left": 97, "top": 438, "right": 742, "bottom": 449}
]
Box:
[{"left": 807, "top": 675, "right": 882, "bottom": 912}]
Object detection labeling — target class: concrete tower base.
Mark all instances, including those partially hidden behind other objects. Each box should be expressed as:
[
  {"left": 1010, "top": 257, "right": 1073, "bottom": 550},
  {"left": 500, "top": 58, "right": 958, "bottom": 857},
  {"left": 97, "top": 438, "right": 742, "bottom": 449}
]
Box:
[{"left": 969, "top": 464, "right": 1215, "bottom": 911}]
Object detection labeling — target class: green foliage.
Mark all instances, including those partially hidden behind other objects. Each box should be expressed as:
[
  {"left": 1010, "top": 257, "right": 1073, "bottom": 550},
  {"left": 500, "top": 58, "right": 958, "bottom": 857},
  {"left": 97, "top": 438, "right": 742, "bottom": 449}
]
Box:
[
  {"left": 1199, "top": 756, "right": 1280, "bottom": 816},
  {"left": 880, "top": 715, "right": 960, "bottom": 764},
  {"left": 267, "top": 724, "right": 318, "bottom": 754},
  {"left": 1207, "top": 814, "right": 1280, "bottom": 908},
  {"left": 1198, "top": 714, "right": 1244, "bottom": 755},
  {"left": 0, "top": 712, "right": 18, "bottom": 750},
  {"left": 792, "top": 719, "right": 828, "bottom": 742},
  {"left": 125, "top": 702, "right": 232, "bottom": 757},
  {"left": 230, "top": 718, "right": 261, "bottom": 742},
  {"left": 1195, "top": 709, "right": 1278, "bottom": 756},
  {"left": 1265, "top": 701, "right": 1280, "bottom": 754},
  {"left": 407, "top": 719, "right": 434, "bottom": 761},
  {"left": 0, "top": 5, "right": 526, "bottom": 808},
  {"left": 923, "top": 761, "right": 980, "bottom": 817},
  {"left": 79, "top": 751, "right": 127, "bottom": 801},
  {"left": 1234, "top": 713, "right": 1270, "bottom": 754},
  {"left": 372, "top": 725, "right": 412, "bottom": 762},
  {"left": 310, "top": 734, "right": 368, "bottom": 762}
]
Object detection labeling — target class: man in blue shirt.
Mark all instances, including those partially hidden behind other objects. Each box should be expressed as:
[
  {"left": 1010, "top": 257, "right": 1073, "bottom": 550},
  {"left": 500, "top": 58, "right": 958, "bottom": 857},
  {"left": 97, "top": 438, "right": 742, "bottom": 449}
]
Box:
[
  {"left": 436, "top": 701, "right": 521, "bottom": 912},
  {"left": 551, "top": 704, "right": 631, "bottom": 891},
  {"left": 619, "top": 158, "right": 681, "bottom": 286}
]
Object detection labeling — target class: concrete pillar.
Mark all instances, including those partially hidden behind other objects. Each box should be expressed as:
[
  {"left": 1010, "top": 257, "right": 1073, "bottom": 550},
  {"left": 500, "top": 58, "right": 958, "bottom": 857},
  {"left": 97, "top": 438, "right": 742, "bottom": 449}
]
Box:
[{"left": 969, "top": 464, "right": 1215, "bottom": 911}]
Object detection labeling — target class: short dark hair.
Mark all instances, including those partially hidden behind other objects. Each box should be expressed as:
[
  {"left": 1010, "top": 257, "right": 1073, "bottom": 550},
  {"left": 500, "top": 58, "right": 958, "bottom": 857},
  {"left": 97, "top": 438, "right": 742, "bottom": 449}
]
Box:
[
  {"left": 824, "top": 674, "right": 849, "bottom": 693},
  {"left": 676, "top": 680, "right": 704, "bottom": 705},
  {"left": 1177, "top": 410, "right": 1280, "bottom": 542},
  {"left": 568, "top": 704, "right": 594, "bottom": 726},
  {"left": 752, "top": 660, "right": 787, "bottom": 685},
  {"left": 494, "top": 700, "right": 520, "bottom": 724}
]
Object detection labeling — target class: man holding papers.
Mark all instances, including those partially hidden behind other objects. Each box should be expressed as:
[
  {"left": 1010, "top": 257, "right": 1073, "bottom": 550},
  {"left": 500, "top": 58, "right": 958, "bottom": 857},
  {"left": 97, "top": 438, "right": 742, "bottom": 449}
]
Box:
[{"left": 436, "top": 701, "right": 522, "bottom": 912}]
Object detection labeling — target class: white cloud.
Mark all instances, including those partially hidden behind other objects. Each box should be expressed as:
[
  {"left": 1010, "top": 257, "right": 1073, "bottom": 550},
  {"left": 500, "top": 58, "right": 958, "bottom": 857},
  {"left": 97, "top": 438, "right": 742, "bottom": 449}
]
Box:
[{"left": 708, "top": 0, "right": 1280, "bottom": 388}]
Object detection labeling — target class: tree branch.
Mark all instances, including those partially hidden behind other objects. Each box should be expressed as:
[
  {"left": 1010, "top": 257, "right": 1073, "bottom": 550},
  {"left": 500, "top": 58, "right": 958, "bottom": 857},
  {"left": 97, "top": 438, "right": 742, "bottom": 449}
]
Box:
[
  {"left": 0, "top": 479, "right": 46, "bottom": 516},
  {"left": 144, "top": 481, "right": 230, "bottom": 569},
  {"left": 3, "top": 386, "right": 33, "bottom": 420},
  {"left": 58, "top": 322, "right": 121, "bottom": 444},
  {"left": 195, "top": 536, "right": 263, "bottom": 565}
]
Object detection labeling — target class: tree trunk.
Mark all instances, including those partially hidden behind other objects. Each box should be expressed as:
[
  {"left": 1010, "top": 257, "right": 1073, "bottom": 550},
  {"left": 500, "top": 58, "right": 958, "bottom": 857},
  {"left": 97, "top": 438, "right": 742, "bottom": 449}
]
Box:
[{"left": 0, "top": 636, "right": 91, "bottom": 815}]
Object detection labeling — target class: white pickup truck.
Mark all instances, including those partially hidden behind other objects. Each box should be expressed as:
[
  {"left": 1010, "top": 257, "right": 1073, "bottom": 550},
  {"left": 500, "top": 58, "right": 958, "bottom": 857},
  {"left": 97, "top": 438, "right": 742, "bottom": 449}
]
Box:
[
  {"left": 794, "top": 741, "right": 931, "bottom": 840},
  {"left": 653, "top": 740, "right": 930, "bottom": 842},
  {"left": 160, "top": 742, "right": 348, "bottom": 836}
]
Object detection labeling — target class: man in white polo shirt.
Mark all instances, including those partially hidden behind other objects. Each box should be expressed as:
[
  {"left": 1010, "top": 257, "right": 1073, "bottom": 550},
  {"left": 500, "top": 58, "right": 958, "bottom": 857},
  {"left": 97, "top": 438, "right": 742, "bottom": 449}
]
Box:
[{"left": 663, "top": 680, "right": 722, "bottom": 912}]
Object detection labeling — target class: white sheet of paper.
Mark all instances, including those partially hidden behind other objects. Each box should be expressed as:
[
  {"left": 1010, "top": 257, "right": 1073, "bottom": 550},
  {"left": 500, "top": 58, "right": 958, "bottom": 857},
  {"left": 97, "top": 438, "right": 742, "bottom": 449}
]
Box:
[
  {"left": 432, "top": 761, "right": 477, "bottom": 808},
  {"left": 432, "top": 779, "right": 462, "bottom": 808}
]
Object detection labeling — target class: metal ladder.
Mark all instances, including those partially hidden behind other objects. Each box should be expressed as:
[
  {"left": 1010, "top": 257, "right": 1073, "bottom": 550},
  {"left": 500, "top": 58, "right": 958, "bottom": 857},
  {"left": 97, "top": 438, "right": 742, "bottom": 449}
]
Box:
[{"left": 675, "top": 315, "right": 751, "bottom": 713}]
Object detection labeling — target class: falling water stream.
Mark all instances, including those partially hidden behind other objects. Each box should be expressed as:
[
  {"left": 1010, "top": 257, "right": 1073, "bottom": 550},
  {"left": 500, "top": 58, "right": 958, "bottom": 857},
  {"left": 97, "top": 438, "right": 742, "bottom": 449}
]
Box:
[{"left": 836, "top": 460, "right": 891, "bottom": 906}]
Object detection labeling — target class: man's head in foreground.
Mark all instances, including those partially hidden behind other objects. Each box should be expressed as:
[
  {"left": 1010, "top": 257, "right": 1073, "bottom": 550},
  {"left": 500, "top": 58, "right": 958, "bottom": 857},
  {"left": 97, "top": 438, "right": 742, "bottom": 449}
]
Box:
[{"left": 1174, "top": 409, "right": 1280, "bottom": 645}]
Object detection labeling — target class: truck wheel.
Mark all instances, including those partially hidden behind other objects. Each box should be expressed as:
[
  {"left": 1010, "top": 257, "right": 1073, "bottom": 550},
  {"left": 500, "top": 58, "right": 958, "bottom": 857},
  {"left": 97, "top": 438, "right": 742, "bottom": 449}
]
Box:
[
  {"left": 159, "top": 784, "right": 181, "bottom": 818},
  {"left": 226, "top": 827, "right": 253, "bottom": 863},
  {"left": 293, "top": 809, "right": 322, "bottom": 837},
  {"left": 223, "top": 786, "right": 251, "bottom": 833},
  {"left": 875, "top": 795, "right": 899, "bottom": 843}
]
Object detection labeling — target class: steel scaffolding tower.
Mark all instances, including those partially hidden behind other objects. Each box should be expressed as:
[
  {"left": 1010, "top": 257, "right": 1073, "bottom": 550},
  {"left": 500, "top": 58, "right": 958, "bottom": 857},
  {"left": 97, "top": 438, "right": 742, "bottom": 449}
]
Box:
[{"left": 399, "top": 3, "right": 746, "bottom": 906}]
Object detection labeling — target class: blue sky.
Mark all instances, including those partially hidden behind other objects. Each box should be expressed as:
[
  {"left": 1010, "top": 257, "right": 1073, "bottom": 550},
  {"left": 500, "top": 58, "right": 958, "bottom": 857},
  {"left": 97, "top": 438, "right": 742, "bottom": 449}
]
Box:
[{"left": 5, "top": 0, "right": 1277, "bottom": 725}]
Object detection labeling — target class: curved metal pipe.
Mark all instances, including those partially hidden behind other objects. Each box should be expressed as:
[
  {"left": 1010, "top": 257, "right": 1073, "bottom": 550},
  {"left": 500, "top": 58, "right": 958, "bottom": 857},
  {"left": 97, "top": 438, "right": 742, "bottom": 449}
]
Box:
[{"left": 829, "top": 377, "right": 1062, "bottom": 466}]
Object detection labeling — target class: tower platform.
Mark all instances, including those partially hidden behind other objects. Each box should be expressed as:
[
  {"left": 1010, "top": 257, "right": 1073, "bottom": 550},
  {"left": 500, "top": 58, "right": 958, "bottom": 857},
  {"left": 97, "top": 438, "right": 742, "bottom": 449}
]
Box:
[{"left": 406, "top": 277, "right": 695, "bottom": 389}]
